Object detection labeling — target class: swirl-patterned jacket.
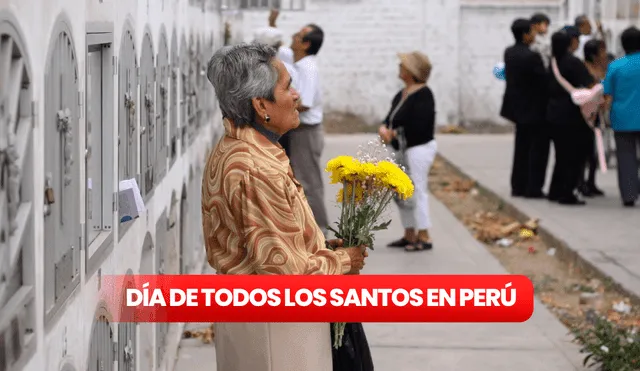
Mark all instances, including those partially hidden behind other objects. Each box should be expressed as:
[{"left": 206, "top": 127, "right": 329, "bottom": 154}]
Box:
[{"left": 201, "top": 118, "right": 352, "bottom": 275}]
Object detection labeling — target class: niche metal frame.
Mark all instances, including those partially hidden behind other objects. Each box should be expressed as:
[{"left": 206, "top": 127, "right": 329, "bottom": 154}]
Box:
[
  {"left": 233, "top": 0, "right": 305, "bottom": 11},
  {"left": 43, "top": 14, "right": 82, "bottom": 327},
  {"left": 117, "top": 270, "right": 137, "bottom": 371},
  {"left": 155, "top": 27, "right": 169, "bottom": 185},
  {"left": 169, "top": 30, "right": 179, "bottom": 167},
  {"left": 178, "top": 185, "right": 188, "bottom": 274},
  {"left": 117, "top": 21, "right": 139, "bottom": 241},
  {"left": 84, "top": 22, "right": 116, "bottom": 277},
  {"left": 179, "top": 35, "right": 188, "bottom": 155},
  {"left": 0, "top": 10, "right": 37, "bottom": 371},
  {"left": 86, "top": 305, "right": 115, "bottom": 371},
  {"left": 138, "top": 233, "right": 155, "bottom": 371},
  {"left": 186, "top": 35, "right": 199, "bottom": 146},
  {"left": 155, "top": 210, "right": 169, "bottom": 368},
  {"left": 139, "top": 28, "right": 156, "bottom": 200}
]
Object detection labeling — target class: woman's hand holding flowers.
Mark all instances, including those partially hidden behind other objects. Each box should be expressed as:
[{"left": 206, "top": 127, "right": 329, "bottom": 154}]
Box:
[
  {"left": 343, "top": 245, "right": 368, "bottom": 274},
  {"left": 378, "top": 126, "right": 393, "bottom": 144},
  {"left": 327, "top": 238, "right": 368, "bottom": 274}
]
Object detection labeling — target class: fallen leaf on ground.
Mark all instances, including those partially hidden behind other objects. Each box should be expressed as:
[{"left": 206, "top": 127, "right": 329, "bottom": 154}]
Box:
[
  {"left": 183, "top": 324, "right": 215, "bottom": 344},
  {"left": 439, "top": 125, "right": 467, "bottom": 134},
  {"left": 500, "top": 221, "right": 521, "bottom": 236},
  {"left": 524, "top": 218, "right": 539, "bottom": 231}
]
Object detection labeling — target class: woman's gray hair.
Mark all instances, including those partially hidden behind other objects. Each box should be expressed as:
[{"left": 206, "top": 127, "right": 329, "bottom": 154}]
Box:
[{"left": 206, "top": 43, "right": 279, "bottom": 126}]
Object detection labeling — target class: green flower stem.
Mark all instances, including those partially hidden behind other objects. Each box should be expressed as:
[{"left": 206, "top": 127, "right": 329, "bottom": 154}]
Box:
[
  {"left": 340, "top": 181, "right": 347, "bottom": 239},
  {"left": 360, "top": 188, "right": 394, "bottom": 239},
  {"left": 348, "top": 180, "right": 356, "bottom": 246},
  {"left": 332, "top": 322, "right": 347, "bottom": 349}
]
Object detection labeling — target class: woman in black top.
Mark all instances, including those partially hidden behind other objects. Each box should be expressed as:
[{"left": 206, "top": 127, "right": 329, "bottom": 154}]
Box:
[
  {"left": 546, "top": 29, "right": 596, "bottom": 205},
  {"left": 378, "top": 51, "right": 437, "bottom": 252}
]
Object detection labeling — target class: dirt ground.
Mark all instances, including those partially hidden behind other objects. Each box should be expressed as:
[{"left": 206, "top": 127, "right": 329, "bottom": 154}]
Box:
[
  {"left": 428, "top": 156, "right": 640, "bottom": 331},
  {"left": 322, "top": 112, "right": 514, "bottom": 135}
]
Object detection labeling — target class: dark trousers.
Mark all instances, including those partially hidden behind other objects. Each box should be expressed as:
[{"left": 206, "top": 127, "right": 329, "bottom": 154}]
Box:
[
  {"left": 579, "top": 130, "right": 598, "bottom": 187},
  {"left": 510, "top": 124, "right": 550, "bottom": 196},
  {"left": 548, "top": 124, "right": 591, "bottom": 201},
  {"left": 613, "top": 131, "right": 640, "bottom": 203}
]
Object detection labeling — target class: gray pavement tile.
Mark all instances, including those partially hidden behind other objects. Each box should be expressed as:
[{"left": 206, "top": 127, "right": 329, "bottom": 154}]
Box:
[{"left": 173, "top": 133, "right": 589, "bottom": 371}]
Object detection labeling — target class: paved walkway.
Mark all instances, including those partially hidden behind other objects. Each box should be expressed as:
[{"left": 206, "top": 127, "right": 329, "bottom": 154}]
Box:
[
  {"left": 174, "top": 133, "right": 588, "bottom": 371},
  {"left": 436, "top": 133, "right": 640, "bottom": 302}
]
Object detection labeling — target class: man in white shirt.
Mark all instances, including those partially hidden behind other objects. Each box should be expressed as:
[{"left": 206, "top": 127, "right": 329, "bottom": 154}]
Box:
[
  {"left": 530, "top": 13, "right": 551, "bottom": 69},
  {"left": 279, "top": 22, "right": 329, "bottom": 234},
  {"left": 266, "top": 10, "right": 329, "bottom": 233},
  {"left": 574, "top": 15, "right": 606, "bottom": 60}
]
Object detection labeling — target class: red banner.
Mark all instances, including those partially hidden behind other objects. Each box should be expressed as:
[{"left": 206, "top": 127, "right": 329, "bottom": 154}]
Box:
[{"left": 100, "top": 275, "right": 534, "bottom": 323}]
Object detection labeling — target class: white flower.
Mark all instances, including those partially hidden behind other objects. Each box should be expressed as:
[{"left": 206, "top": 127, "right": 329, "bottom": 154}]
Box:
[{"left": 600, "top": 345, "right": 609, "bottom": 353}]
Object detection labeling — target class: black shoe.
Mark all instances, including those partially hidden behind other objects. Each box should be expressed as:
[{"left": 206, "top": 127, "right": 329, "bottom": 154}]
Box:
[
  {"left": 587, "top": 184, "right": 605, "bottom": 196},
  {"left": 623, "top": 200, "right": 636, "bottom": 207},
  {"left": 404, "top": 241, "right": 433, "bottom": 252},
  {"left": 578, "top": 183, "right": 594, "bottom": 198},
  {"left": 547, "top": 193, "right": 560, "bottom": 202},
  {"left": 387, "top": 238, "right": 411, "bottom": 248}
]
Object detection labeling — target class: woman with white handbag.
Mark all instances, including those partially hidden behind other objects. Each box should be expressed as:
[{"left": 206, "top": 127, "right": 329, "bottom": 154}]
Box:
[{"left": 546, "top": 29, "right": 604, "bottom": 205}]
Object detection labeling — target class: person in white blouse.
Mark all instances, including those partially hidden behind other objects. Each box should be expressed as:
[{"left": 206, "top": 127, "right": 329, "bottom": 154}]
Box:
[{"left": 574, "top": 15, "right": 606, "bottom": 60}]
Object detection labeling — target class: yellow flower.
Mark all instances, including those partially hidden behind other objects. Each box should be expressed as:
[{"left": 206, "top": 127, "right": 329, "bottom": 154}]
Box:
[
  {"left": 326, "top": 155, "right": 414, "bottom": 200},
  {"left": 375, "top": 161, "right": 414, "bottom": 200},
  {"left": 325, "top": 156, "right": 362, "bottom": 184}
]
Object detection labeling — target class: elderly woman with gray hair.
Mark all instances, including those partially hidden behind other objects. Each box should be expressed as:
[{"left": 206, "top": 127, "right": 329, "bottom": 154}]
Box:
[
  {"left": 253, "top": 26, "right": 299, "bottom": 156},
  {"left": 202, "top": 43, "right": 369, "bottom": 371}
]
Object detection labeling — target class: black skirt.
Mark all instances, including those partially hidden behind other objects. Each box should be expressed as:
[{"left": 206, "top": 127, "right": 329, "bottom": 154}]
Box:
[{"left": 330, "top": 323, "right": 374, "bottom": 371}]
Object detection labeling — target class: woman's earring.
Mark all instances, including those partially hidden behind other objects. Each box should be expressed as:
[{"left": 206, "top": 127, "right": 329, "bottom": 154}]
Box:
[{"left": 265, "top": 114, "right": 270, "bottom": 123}]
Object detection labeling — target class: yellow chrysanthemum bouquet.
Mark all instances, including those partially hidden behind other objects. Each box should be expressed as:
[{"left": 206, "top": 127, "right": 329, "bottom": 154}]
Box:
[{"left": 325, "top": 139, "right": 414, "bottom": 348}]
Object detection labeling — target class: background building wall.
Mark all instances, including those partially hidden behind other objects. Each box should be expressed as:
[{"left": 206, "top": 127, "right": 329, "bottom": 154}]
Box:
[
  {"left": 242, "top": 0, "right": 461, "bottom": 127},
  {"left": 241, "top": 0, "right": 568, "bottom": 127},
  {"left": 242, "top": 0, "right": 640, "bottom": 128},
  {"left": 458, "top": 3, "right": 562, "bottom": 126}
]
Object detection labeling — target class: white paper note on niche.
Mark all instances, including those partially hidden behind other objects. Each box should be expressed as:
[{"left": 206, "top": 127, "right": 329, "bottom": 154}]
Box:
[{"left": 118, "top": 178, "right": 145, "bottom": 223}]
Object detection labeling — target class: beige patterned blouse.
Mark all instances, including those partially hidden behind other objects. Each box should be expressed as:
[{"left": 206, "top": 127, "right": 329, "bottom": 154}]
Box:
[{"left": 201, "top": 118, "right": 352, "bottom": 275}]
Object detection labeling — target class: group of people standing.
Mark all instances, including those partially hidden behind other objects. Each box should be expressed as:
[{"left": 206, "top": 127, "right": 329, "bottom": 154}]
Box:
[
  {"left": 501, "top": 13, "right": 640, "bottom": 207},
  {"left": 254, "top": 10, "right": 438, "bottom": 253},
  {"left": 200, "top": 8, "right": 439, "bottom": 371},
  {"left": 253, "top": 10, "right": 332, "bottom": 234}
]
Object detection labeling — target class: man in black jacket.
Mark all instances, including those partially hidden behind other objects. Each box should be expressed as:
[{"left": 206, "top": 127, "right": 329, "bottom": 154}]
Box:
[{"left": 501, "top": 18, "right": 550, "bottom": 198}]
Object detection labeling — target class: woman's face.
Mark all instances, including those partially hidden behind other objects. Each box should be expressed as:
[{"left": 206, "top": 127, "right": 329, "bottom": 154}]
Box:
[
  {"left": 570, "top": 37, "right": 580, "bottom": 53},
  {"left": 398, "top": 64, "right": 412, "bottom": 82},
  {"left": 259, "top": 59, "right": 301, "bottom": 134}
]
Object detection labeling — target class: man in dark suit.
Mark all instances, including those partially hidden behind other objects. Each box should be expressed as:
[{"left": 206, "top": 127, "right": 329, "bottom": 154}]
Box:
[{"left": 501, "top": 18, "right": 550, "bottom": 198}]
